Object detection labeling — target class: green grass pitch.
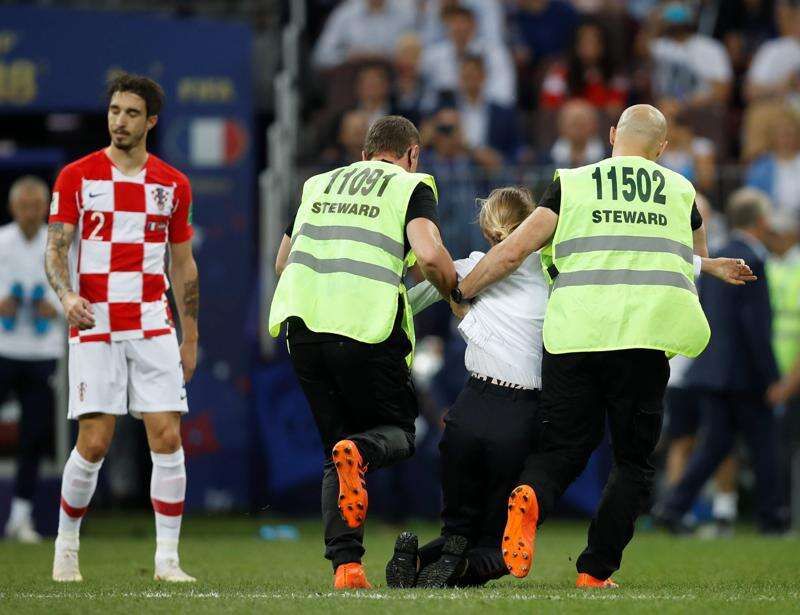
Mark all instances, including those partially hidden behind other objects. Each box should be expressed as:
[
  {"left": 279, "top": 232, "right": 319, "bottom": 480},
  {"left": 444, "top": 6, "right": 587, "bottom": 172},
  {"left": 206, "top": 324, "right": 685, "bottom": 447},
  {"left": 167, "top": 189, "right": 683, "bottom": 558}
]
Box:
[{"left": 1, "top": 513, "right": 798, "bottom": 614}]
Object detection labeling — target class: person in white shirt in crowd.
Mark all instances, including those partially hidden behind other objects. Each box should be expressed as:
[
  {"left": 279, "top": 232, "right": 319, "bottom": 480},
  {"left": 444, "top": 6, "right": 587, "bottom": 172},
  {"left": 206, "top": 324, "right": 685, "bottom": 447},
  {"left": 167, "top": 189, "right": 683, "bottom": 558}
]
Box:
[
  {"left": 385, "top": 185, "right": 750, "bottom": 588},
  {"left": 648, "top": 2, "right": 733, "bottom": 114},
  {"left": 311, "top": 0, "right": 415, "bottom": 70},
  {"left": 420, "top": 0, "right": 505, "bottom": 46},
  {"left": 548, "top": 99, "right": 606, "bottom": 167},
  {"left": 1, "top": 176, "right": 65, "bottom": 543},
  {"left": 420, "top": 5, "right": 516, "bottom": 108},
  {"left": 658, "top": 111, "right": 716, "bottom": 195},
  {"left": 745, "top": 105, "right": 800, "bottom": 218},
  {"left": 449, "top": 55, "right": 521, "bottom": 169},
  {"left": 745, "top": 0, "right": 800, "bottom": 102}
]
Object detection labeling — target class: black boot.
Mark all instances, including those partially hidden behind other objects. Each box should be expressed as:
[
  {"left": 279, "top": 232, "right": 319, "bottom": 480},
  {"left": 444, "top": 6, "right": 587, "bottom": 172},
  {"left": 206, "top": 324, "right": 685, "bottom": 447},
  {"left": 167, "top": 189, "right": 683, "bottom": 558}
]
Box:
[
  {"left": 386, "top": 531, "right": 419, "bottom": 588},
  {"left": 417, "top": 535, "right": 469, "bottom": 588}
]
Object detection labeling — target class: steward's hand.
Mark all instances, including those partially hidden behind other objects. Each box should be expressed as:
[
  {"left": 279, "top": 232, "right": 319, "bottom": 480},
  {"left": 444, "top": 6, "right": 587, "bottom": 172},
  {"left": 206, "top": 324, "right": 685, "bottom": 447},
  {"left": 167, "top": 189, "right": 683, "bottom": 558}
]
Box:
[{"left": 702, "top": 257, "right": 757, "bottom": 285}]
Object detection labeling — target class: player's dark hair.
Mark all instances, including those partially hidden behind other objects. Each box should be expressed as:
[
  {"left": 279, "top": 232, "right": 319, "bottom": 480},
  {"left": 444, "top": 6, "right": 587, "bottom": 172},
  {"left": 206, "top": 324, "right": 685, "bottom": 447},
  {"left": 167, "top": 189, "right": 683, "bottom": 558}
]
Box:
[
  {"left": 106, "top": 73, "right": 165, "bottom": 117},
  {"left": 363, "top": 116, "right": 421, "bottom": 159}
]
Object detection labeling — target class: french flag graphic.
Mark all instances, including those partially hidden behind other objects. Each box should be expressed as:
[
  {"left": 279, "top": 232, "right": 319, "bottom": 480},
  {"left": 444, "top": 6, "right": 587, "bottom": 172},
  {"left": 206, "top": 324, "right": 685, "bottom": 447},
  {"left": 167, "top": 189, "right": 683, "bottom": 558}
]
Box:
[{"left": 188, "top": 118, "right": 247, "bottom": 168}]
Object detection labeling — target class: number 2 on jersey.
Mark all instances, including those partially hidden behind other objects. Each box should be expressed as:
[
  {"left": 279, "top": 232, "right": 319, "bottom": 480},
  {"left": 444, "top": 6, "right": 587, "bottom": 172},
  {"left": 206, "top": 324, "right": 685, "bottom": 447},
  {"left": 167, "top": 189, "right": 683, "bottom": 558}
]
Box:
[{"left": 88, "top": 211, "right": 105, "bottom": 241}]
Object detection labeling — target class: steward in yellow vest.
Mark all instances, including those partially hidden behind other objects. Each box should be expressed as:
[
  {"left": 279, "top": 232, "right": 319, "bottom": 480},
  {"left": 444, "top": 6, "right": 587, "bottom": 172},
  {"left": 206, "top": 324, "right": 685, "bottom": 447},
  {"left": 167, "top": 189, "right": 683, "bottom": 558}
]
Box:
[
  {"left": 268, "top": 116, "right": 456, "bottom": 589},
  {"left": 455, "top": 104, "right": 755, "bottom": 587}
]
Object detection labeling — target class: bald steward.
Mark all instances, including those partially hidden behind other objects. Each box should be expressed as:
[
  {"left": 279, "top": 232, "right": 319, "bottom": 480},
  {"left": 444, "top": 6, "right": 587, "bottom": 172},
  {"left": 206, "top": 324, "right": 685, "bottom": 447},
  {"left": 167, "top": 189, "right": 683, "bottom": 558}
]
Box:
[{"left": 609, "top": 104, "right": 669, "bottom": 161}]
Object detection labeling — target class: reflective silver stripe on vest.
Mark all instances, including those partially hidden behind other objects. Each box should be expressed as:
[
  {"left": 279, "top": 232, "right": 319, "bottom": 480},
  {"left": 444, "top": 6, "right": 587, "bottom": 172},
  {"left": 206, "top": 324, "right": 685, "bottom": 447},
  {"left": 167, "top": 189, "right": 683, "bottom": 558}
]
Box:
[
  {"left": 291, "top": 223, "right": 404, "bottom": 261},
  {"left": 287, "top": 251, "right": 401, "bottom": 287},
  {"left": 553, "top": 269, "right": 697, "bottom": 294},
  {"left": 555, "top": 235, "right": 694, "bottom": 265}
]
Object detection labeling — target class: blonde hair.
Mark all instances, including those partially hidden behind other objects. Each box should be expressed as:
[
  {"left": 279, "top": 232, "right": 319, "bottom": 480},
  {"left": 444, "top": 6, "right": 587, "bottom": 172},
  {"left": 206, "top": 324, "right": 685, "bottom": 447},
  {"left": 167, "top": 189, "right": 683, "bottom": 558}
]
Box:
[{"left": 477, "top": 186, "right": 535, "bottom": 245}]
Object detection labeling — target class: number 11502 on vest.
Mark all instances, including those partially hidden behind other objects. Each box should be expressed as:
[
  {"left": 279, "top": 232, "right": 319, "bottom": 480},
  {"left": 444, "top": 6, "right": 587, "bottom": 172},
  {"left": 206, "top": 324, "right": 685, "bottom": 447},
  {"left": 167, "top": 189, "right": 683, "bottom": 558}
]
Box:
[{"left": 592, "top": 166, "right": 667, "bottom": 205}]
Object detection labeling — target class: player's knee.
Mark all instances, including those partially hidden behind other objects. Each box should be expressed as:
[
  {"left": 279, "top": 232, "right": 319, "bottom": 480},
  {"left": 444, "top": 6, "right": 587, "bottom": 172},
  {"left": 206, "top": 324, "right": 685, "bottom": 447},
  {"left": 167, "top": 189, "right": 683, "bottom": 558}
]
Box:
[
  {"left": 79, "top": 434, "right": 111, "bottom": 462},
  {"left": 151, "top": 427, "right": 182, "bottom": 454}
]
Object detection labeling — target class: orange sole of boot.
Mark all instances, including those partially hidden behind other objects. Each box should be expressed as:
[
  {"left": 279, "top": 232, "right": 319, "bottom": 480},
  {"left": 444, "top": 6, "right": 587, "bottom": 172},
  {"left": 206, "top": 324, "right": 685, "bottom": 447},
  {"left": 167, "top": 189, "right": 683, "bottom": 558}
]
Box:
[
  {"left": 332, "top": 440, "right": 368, "bottom": 529},
  {"left": 576, "top": 573, "right": 619, "bottom": 588},
  {"left": 502, "top": 485, "right": 539, "bottom": 578}
]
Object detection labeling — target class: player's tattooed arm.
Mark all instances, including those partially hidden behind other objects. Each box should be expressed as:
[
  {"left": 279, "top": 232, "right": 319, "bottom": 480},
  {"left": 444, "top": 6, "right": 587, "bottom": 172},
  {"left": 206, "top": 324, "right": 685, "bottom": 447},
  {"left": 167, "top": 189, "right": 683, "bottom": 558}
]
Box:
[
  {"left": 45, "top": 222, "right": 74, "bottom": 300},
  {"left": 170, "top": 239, "right": 199, "bottom": 382},
  {"left": 45, "top": 222, "right": 95, "bottom": 329},
  {"left": 183, "top": 278, "right": 199, "bottom": 322}
]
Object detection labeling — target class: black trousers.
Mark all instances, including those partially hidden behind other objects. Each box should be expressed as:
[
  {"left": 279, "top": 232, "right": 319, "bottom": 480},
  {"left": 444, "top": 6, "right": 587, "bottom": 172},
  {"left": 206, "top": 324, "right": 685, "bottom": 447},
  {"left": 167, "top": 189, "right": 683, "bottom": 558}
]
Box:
[
  {"left": 520, "top": 349, "right": 669, "bottom": 581},
  {"left": 0, "top": 357, "right": 57, "bottom": 501},
  {"left": 660, "top": 391, "right": 782, "bottom": 529},
  {"left": 288, "top": 336, "right": 418, "bottom": 569},
  {"left": 419, "top": 377, "right": 540, "bottom": 585}
]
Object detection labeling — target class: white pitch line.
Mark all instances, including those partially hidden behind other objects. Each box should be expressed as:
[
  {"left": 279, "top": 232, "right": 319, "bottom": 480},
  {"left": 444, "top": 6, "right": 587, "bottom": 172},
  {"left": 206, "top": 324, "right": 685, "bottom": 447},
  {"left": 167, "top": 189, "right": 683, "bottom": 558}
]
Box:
[{"left": 3, "top": 590, "right": 798, "bottom": 603}]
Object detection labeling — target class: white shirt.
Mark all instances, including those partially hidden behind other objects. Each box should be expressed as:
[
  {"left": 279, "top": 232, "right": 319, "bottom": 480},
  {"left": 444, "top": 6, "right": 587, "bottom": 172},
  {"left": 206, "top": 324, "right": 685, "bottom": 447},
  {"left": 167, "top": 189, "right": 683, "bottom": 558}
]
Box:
[
  {"left": 650, "top": 34, "right": 732, "bottom": 99},
  {"left": 550, "top": 137, "right": 606, "bottom": 167},
  {"left": 311, "top": 0, "right": 416, "bottom": 69},
  {"left": 420, "top": 0, "right": 504, "bottom": 46},
  {"left": 747, "top": 36, "right": 800, "bottom": 88},
  {"left": 0, "top": 223, "right": 65, "bottom": 360},
  {"left": 420, "top": 37, "right": 516, "bottom": 106},
  {"left": 409, "top": 251, "right": 548, "bottom": 389},
  {"left": 774, "top": 155, "right": 800, "bottom": 218},
  {"left": 458, "top": 98, "right": 489, "bottom": 149}
]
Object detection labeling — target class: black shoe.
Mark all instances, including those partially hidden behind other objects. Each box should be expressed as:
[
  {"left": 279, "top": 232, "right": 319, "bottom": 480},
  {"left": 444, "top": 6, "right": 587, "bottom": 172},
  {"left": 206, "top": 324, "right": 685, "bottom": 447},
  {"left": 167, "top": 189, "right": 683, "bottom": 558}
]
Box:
[
  {"left": 416, "top": 534, "right": 469, "bottom": 588},
  {"left": 386, "top": 531, "right": 419, "bottom": 588}
]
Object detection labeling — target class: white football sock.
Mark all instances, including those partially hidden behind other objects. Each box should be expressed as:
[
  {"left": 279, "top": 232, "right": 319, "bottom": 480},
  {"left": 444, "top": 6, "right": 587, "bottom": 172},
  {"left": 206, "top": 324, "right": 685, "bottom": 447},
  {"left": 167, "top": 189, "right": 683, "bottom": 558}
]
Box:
[
  {"left": 713, "top": 491, "right": 738, "bottom": 521},
  {"left": 151, "top": 448, "right": 186, "bottom": 562},
  {"left": 57, "top": 448, "right": 103, "bottom": 546}
]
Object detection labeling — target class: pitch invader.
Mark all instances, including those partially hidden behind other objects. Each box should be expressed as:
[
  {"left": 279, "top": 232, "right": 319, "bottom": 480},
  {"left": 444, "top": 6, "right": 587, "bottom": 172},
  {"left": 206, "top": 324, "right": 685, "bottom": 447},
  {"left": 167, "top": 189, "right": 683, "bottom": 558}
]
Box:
[{"left": 46, "top": 74, "right": 200, "bottom": 582}]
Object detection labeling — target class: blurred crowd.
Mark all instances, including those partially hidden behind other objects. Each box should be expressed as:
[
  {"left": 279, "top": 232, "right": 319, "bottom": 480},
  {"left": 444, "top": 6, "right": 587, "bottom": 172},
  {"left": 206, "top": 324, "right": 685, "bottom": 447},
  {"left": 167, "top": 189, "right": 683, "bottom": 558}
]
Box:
[{"left": 299, "top": 0, "right": 800, "bottom": 532}]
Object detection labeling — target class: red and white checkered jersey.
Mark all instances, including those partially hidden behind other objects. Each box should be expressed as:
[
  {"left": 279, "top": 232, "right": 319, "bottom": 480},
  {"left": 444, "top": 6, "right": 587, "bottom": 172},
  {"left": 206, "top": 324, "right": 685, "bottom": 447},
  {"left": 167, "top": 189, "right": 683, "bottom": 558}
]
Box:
[{"left": 50, "top": 149, "right": 194, "bottom": 344}]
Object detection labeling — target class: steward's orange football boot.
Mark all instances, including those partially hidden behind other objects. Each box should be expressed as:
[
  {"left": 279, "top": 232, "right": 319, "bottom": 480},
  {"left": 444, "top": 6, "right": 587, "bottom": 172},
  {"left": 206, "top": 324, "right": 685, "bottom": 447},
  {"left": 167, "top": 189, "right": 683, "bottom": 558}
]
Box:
[
  {"left": 332, "top": 440, "right": 368, "bottom": 528},
  {"left": 334, "top": 563, "right": 372, "bottom": 589},
  {"left": 502, "top": 484, "right": 539, "bottom": 578},
  {"left": 576, "top": 573, "right": 619, "bottom": 588}
]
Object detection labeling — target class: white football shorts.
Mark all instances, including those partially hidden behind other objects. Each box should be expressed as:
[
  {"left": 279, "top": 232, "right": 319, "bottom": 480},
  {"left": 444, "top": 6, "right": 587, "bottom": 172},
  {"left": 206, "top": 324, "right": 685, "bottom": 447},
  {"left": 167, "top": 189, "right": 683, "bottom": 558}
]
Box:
[{"left": 68, "top": 334, "right": 189, "bottom": 419}]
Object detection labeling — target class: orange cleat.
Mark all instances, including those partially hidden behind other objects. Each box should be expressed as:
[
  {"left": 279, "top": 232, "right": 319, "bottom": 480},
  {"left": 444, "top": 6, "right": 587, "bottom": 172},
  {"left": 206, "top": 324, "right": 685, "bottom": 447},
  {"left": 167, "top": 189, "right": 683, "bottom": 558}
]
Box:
[
  {"left": 502, "top": 484, "right": 539, "bottom": 578},
  {"left": 576, "top": 573, "right": 619, "bottom": 588},
  {"left": 334, "top": 563, "right": 372, "bottom": 589},
  {"left": 332, "top": 440, "right": 368, "bottom": 528}
]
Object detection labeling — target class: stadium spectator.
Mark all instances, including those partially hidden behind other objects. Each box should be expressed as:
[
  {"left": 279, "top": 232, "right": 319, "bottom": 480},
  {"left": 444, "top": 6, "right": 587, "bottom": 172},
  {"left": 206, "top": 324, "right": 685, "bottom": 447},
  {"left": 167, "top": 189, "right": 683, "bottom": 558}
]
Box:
[
  {"left": 539, "top": 18, "right": 628, "bottom": 115},
  {"left": 547, "top": 99, "right": 606, "bottom": 167},
  {"left": 353, "top": 64, "right": 394, "bottom": 127},
  {"left": 321, "top": 110, "right": 371, "bottom": 167},
  {"left": 420, "top": 0, "right": 505, "bottom": 46},
  {"left": 311, "top": 0, "right": 415, "bottom": 70},
  {"left": 420, "top": 5, "right": 516, "bottom": 107},
  {"left": 420, "top": 107, "right": 486, "bottom": 259},
  {"left": 648, "top": 2, "right": 733, "bottom": 113},
  {"left": 510, "top": 0, "right": 579, "bottom": 66},
  {"left": 657, "top": 188, "right": 786, "bottom": 535},
  {"left": 712, "top": 0, "right": 776, "bottom": 77},
  {"left": 1, "top": 176, "right": 64, "bottom": 544},
  {"left": 392, "top": 33, "right": 426, "bottom": 124},
  {"left": 744, "top": 0, "right": 800, "bottom": 102},
  {"left": 439, "top": 54, "right": 521, "bottom": 164},
  {"left": 745, "top": 105, "right": 800, "bottom": 218},
  {"left": 659, "top": 112, "right": 716, "bottom": 194}
]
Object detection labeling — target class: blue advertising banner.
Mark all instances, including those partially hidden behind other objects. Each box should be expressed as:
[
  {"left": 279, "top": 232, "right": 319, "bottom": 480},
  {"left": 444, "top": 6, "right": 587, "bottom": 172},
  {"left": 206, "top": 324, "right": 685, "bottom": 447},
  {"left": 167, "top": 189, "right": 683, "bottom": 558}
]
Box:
[{"left": 0, "top": 6, "right": 254, "bottom": 511}]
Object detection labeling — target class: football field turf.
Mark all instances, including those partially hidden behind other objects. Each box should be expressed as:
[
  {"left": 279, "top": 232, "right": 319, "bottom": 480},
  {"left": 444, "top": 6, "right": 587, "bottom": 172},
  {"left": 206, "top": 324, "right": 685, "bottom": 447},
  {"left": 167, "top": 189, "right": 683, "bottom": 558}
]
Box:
[{"left": 1, "top": 514, "right": 798, "bottom": 614}]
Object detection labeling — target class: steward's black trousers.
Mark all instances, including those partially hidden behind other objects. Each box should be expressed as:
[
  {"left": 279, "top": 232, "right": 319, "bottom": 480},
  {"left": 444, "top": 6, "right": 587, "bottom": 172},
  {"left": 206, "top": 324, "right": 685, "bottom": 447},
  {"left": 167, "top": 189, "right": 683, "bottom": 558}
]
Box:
[
  {"left": 520, "top": 349, "right": 670, "bottom": 581},
  {"left": 419, "top": 377, "right": 540, "bottom": 585},
  {"left": 287, "top": 318, "right": 418, "bottom": 569}
]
